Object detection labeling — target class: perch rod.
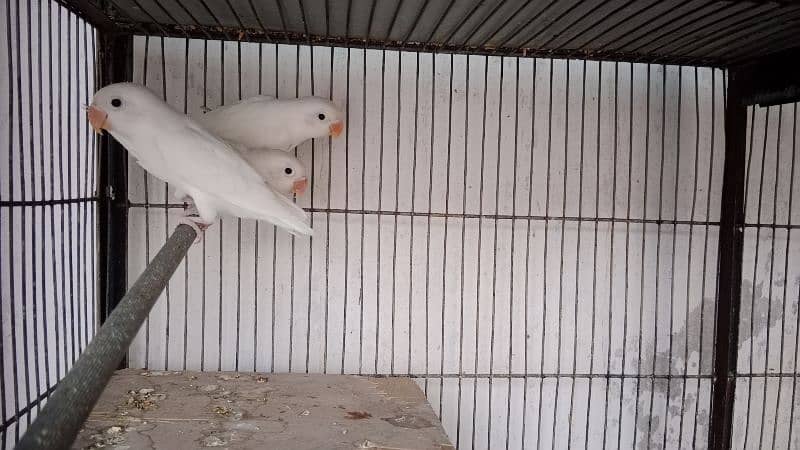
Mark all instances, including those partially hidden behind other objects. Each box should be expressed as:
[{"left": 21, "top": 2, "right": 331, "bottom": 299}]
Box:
[{"left": 16, "top": 224, "right": 197, "bottom": 450}]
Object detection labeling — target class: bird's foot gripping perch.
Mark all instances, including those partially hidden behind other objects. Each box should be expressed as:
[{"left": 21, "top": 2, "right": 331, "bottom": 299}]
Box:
[{"left": 178, "top": 204, "right": 211, "bottom": 243}]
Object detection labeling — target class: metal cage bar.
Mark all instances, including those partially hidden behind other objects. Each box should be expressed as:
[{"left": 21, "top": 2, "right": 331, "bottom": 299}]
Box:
[
  {"left": 3, "top": 1, "right": 800, "bottom": 448},
  {"left": 708, "top": 66, "right": 748, "bottom": 450},
  {"left": 97, "top": 32, "right": 131, "bottom": 326},
  {"left": 1, "top": 0, "right": 99, "bottom": 443},
  {"left": 54, "top": 0, "right": 800, "bottom": 67},
  {"left": 119, "top": 41, "right": 743, "bottom": 448}
]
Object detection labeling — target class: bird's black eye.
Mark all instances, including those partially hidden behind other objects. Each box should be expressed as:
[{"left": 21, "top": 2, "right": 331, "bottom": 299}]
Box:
[
  {"left": 111, "top": 98, "right": 122, "bottom": 108},
  {"left": 317, "top": 113, "right": 325, "bottom": 120},
  {"left": 284, "top": 167, "right": 293, "bottom": 175}
]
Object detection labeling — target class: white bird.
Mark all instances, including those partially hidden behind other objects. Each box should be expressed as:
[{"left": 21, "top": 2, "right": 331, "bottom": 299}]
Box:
[
  {"left": 87, "top": 83, "right": 312, "bottom": 237},
  {"left": 171, "top": 147, "right": 308, "bottom": 205},
  {"left": 196, "top": 95, "right": 344, "bottom": 152},
  {"left": 239, "top": 148, "right": 309, "bottom": 197}
]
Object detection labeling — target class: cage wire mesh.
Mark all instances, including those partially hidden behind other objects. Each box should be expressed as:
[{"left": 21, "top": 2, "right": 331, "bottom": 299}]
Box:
[
  {"left": 732, "top": 103, "right": 800, "bottom": 449},
  {"left": 0, "top": 0, "right": 99, "bottom": 444},
  {"left": 120, "top": 35, "right": 799, "bottom": 449},
  {"left": 0, "top": 0, "right": 800, "bottom": 448}
]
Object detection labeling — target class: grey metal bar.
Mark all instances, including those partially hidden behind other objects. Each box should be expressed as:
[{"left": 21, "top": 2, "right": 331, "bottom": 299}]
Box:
[
  {"left": 16, "top": 224, "right": 197, "bottom": 450},
  {"left": 97, "top": 32, "right": 132, "bottom": 326},
  {"left": 708, "top": 67, "right": 749, "bottom": 450}
]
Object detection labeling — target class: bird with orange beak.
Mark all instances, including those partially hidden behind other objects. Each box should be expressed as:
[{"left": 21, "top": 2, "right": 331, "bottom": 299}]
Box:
[
  {"left": 170, "top": 147, "right": 308, "bottom": 204},
  {"left": 239, "top": 148, "right": 308, "bottom": 197},
  {"left": 87, "top": 82, "right": 312, "bottom": 238},
  {"left": 196, "top": 95, "right": 344, "bottom": 152}
]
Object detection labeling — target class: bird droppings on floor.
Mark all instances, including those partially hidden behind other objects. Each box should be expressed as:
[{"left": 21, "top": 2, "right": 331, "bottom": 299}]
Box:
[
  {"left": 382, "top": 415, "right": 433, "bottom": 430},
  {"left": 84, "top": 426, "right": 127, "bottom": 449},
  {"left": 125, "top": 388, "right": 165, "bottom": 411},
  {"left": 139, "top": 371, "right": 182, "bottom": 377},
  {"left": 201, "top": 434, "right": 228, "bottom": 447},
  {"left": 74, "top": 369, "right": 454, "bottom": 450},
  {"left": 213, "top": 406, "right": 234, "bottom": 417}
]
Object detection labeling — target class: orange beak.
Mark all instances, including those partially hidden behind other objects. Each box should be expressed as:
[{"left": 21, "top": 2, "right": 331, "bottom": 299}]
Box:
[
  {"left": 329, "top": 120, "right": 344, "bottom": 138},
  {"left": 292, "top": 177, "right": 308, "bottom": 196},
  {"left": 87, "top": 105, "right": 108, "bottom": 134}
]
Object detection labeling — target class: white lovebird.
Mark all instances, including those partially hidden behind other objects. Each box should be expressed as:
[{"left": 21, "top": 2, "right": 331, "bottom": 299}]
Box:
[
  {"left": 87, "top": 83, "right": 313, "bottom": 237},
  {"left": 196, "top": 95, "right": 344, "bottom": 151},
  {"left": 170, "top": 148, "right": 308, "bottom": 202},
  {"left": 238, "top": 148, "right": 309, "bottom": 197}
]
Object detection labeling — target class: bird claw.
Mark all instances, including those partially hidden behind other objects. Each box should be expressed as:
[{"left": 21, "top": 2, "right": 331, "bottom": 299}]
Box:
[
  {"left": 184, "top": 202, "right": 199, "bottom": 216},
  {"left": 177, "top": 214, "right": 210, "bottom": 244}
]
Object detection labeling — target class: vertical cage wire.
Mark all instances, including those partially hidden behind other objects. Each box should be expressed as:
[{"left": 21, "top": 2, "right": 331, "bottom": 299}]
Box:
[
  {"left": 0, "top": 0, "right": 98, "bottom": 446},
  {"left": 732, "top": 101, "right": 800, "bottom": 449},
  {"left": 123, "top": 35, "right": 750, "bottom": 449},
  {"left": 0, "top": 3, "right": 797, "bottom": 449}
]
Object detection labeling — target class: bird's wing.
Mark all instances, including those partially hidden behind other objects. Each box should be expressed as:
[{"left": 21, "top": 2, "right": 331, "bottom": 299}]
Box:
[
  {"left": 201, "top": 95, "right": 276, "bottom": 116},
  {"left": 152, "top": 119, "right": 312, "bottom": 235}
]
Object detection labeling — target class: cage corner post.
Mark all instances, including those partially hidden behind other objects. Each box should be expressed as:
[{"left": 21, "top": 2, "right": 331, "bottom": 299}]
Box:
[
  {"left": 97, "top": 31, "right": 132, "bottom": 358},
  {"left": 708, "top": 67, "right": 750, "bottom": 450}
]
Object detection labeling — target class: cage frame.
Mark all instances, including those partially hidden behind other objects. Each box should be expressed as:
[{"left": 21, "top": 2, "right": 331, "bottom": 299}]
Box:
[{"left": 7, "top": 0, "right": 800, "bottom": 448}]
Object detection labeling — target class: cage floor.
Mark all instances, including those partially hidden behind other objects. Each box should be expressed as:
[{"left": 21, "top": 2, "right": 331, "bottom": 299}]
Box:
[{"left": 73, "top": 369, "right": 453, "bottom": 449}]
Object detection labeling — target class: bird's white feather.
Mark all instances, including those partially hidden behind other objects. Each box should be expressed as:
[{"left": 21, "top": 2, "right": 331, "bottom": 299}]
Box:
[
  {"left": 196, "top": 95, "right": 342, "bottom": 151},
  {"left": 156, "top": 121, "right": 311, "bottom": 235},
  {"left": 92, "top": 83, "right": 312, "bottom": 236}
]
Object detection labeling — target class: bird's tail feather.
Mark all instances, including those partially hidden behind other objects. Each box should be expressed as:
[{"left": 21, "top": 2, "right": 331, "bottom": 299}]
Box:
[
  {"left": 263, "top": 193, "right": 313, "bottom": 236},
  {"left": 271, "top": 215, "right": 313, "bottom": 236}
]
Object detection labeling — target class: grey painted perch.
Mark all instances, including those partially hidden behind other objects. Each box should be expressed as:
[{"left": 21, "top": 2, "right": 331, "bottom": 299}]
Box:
[{"left": 16, "top": 224, "right": 197, "bottom": 450}]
